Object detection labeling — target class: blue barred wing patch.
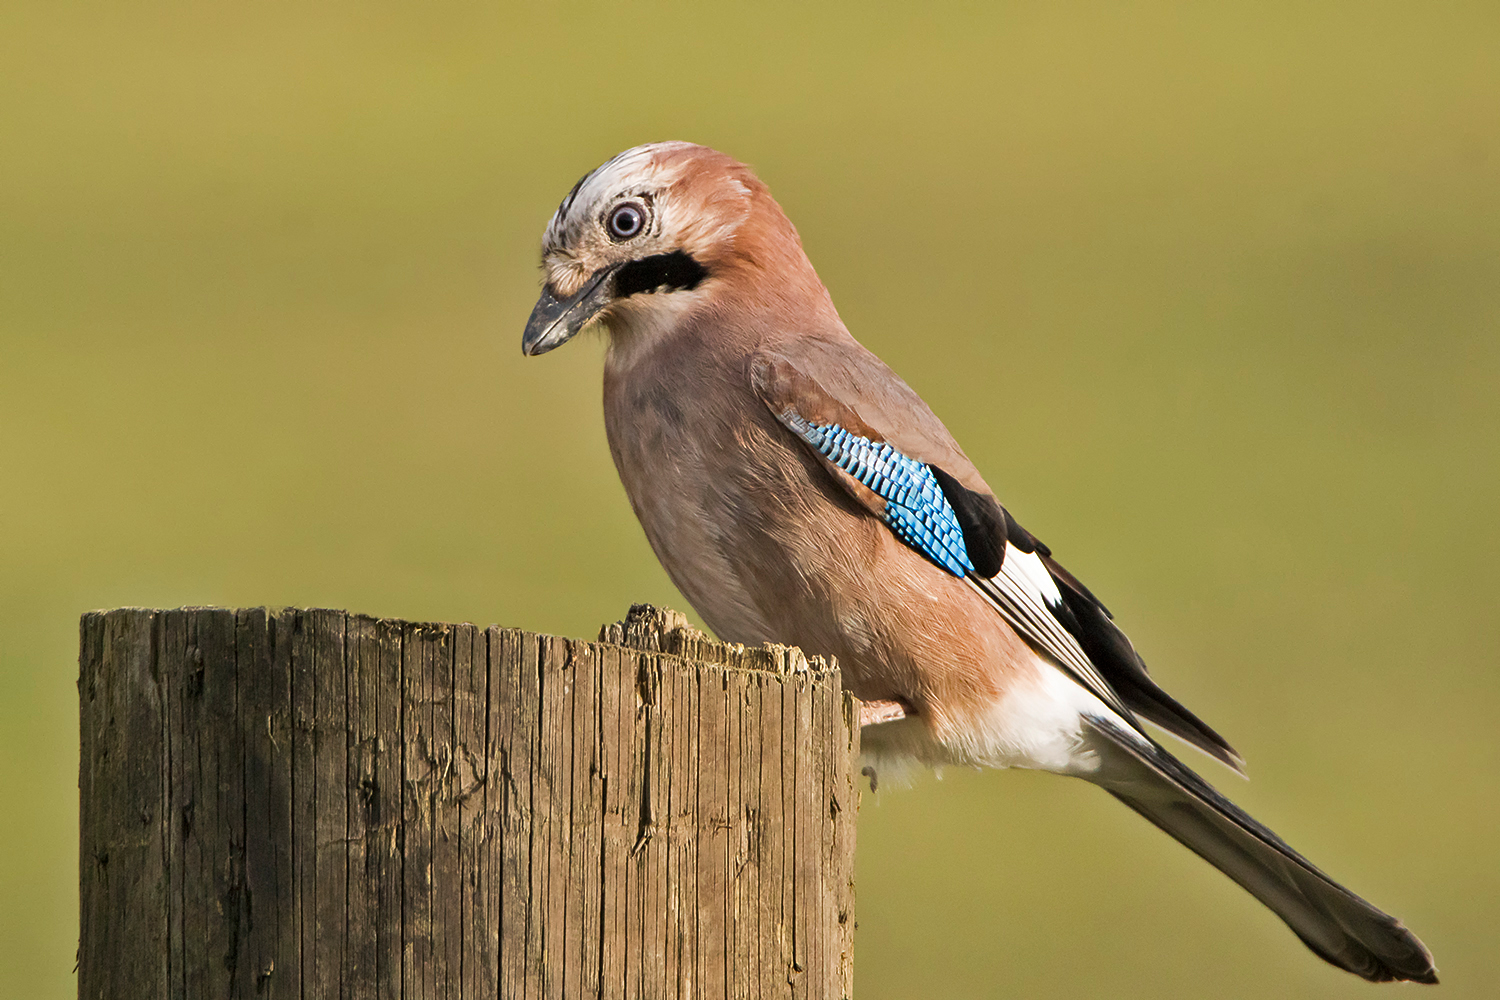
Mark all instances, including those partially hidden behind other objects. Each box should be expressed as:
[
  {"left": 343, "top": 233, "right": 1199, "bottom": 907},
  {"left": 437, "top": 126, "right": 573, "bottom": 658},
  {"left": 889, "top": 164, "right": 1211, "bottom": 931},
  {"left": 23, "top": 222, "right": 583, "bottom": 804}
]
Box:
[{"left": 781, "top": 412, "right": 973, "bottom": 577}]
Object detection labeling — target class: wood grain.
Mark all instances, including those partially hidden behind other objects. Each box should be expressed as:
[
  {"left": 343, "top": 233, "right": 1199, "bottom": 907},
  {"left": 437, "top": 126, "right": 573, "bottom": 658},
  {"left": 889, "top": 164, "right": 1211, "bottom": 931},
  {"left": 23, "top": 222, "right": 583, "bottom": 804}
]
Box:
[{"left": 78, "top": 604, "right": 859, "bottom": 999}]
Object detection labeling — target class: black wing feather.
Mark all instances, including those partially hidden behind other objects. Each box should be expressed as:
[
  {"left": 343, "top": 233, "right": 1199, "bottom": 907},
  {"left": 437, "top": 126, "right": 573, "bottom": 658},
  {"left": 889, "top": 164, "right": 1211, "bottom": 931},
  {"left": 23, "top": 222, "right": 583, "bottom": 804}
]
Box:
[
  {"left": 930, "top": 469, "right": 1243, "bottom": 773},
  {"left": 929, "top": 465, "right": 1006, "bottom": 577},
  {"left": 1048, "top": 555, "right": 1243, "bottom": 772}
]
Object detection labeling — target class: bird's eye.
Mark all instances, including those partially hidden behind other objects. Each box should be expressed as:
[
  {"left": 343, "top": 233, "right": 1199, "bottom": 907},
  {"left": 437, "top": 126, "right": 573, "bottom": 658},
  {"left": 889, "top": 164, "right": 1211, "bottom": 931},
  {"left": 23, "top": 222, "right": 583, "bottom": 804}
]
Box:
[{"left": 607, "top": 202, "right": 645, "bottom": 240}]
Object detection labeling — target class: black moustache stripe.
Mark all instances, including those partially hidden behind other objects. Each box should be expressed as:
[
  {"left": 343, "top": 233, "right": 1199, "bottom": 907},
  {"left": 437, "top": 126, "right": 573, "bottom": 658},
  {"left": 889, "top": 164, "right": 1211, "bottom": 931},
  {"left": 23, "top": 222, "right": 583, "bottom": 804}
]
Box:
[{"left": 614, "top": 250, "right": 709, "bottom": 298}]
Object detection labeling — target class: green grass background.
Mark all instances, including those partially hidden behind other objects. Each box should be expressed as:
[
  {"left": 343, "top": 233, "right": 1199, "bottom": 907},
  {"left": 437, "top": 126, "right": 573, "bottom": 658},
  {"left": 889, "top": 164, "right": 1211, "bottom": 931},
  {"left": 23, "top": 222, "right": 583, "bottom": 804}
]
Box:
[{"left": 3, "top": 2, "right": 1497, "bottom": 996}]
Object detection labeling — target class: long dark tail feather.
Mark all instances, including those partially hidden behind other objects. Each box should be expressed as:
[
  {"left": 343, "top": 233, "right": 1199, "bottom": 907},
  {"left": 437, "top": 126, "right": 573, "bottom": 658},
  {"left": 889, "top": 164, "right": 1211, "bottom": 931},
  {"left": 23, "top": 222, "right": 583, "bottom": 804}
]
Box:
[{"left": 1084, "top": 716, "right": 1437, "bottom": 984}]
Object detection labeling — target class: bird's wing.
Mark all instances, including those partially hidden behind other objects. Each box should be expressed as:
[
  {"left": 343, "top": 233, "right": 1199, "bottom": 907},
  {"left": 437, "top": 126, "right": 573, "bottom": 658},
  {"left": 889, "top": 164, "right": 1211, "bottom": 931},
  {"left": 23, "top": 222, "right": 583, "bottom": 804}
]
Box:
[{"left": 751, "top": 337, "right": 1242, "bottom": 771}]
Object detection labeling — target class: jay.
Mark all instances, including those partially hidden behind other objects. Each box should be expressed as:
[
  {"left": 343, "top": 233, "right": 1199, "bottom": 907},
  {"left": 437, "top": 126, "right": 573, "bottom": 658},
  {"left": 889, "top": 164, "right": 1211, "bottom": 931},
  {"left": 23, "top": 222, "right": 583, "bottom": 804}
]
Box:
[{"left": 520, "top": 141, "right": 1436, "bottom": 984}]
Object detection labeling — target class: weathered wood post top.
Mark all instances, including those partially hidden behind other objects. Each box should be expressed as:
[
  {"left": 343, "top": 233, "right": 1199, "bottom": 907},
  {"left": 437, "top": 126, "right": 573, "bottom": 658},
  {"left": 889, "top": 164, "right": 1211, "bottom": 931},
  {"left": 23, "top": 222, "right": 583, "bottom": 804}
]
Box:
[{"left": 78, "top": 604, "right": 859, "bottom": 999}]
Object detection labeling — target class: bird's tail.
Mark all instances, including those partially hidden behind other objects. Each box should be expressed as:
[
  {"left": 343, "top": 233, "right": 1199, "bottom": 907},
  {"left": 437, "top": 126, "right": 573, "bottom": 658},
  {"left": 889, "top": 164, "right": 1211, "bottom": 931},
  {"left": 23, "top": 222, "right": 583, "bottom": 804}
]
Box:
[{"left": 1083, "top": 716, "right": 1437, "bottom": 984}]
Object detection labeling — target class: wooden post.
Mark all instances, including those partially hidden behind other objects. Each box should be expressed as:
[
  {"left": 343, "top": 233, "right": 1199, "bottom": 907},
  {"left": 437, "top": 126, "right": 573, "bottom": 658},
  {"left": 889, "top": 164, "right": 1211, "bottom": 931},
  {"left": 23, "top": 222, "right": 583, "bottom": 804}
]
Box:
[{"left": 77, "top": 605, "right": 858, "bottom": 999}]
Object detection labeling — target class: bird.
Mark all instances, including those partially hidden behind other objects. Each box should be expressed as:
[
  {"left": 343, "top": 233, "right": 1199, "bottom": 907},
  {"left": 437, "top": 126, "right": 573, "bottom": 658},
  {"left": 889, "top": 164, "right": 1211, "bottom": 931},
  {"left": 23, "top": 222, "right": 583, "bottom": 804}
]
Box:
[{"left": 519, "top": 141, "right": 1437, "bottom": 984}]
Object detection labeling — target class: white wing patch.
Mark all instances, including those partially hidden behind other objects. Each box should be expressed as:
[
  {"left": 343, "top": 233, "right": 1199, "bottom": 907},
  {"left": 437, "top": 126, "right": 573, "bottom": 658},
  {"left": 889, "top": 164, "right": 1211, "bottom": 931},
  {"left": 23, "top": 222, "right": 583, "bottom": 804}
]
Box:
[
  {"left": 967, "top": 542, "right": 1136, "bottom": 725},
  {"left": 1002, "top": 545, "right": 1063, "bottom": 606}
]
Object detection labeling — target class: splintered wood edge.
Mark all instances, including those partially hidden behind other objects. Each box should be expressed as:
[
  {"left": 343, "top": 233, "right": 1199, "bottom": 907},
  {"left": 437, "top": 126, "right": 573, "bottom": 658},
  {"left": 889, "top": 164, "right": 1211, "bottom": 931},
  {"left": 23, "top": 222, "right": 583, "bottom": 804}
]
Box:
[{"left": 597, "top": 602, "right": 841, "bottom": 679}]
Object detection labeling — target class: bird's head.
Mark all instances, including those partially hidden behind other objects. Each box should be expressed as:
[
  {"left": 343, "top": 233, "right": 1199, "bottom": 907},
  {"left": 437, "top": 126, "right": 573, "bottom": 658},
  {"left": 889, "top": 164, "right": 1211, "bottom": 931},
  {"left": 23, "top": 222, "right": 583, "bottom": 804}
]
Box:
[{"left": 521, "top": 142, "right": 826, "bottom": 357}]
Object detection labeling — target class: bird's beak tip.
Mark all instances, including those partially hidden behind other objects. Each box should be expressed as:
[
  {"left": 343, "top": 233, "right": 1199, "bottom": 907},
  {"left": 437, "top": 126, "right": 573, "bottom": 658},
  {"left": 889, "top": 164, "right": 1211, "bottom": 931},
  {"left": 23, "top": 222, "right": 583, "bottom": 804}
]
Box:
[{"left": 520, "top": 267, "right": 616, "bottom": 359}]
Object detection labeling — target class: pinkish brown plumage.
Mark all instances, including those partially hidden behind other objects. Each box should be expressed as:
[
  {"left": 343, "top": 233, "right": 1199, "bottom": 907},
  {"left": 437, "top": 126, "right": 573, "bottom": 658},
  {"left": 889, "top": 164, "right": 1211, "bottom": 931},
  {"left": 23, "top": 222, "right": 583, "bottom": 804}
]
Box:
[{"left": 519, "top": 142, "right": 1436, "bottom": 984}]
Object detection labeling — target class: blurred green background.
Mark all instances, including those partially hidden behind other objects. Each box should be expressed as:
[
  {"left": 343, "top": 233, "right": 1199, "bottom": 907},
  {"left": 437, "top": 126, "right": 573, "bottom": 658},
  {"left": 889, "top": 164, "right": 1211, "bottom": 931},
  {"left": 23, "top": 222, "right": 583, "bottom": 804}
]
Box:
[{"left": 3, "top": 1, "right": 1497, "bottom": 996}]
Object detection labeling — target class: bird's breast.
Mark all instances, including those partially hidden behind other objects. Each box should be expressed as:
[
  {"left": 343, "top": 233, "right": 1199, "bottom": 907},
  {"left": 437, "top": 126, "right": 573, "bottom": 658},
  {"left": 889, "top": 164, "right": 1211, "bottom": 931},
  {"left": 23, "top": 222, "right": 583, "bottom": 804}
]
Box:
[
  {"left": 602, "top": 336, "right": 856, "bottom": 634},
  {"left": 601, "top": 342, "right": 778, "bottom": 642}
]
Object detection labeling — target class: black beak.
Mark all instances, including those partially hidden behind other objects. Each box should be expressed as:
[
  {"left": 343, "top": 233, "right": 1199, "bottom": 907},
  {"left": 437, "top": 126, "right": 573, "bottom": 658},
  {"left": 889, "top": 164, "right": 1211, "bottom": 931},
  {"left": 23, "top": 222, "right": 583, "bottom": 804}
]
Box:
[{"left": 521, "top": 264, "right": 619, "bottom": 356}]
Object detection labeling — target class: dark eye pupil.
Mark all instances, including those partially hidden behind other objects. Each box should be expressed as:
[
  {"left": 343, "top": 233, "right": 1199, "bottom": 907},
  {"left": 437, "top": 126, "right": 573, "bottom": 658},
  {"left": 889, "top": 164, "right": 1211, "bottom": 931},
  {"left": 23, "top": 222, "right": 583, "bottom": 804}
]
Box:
[{"left": 610, "top": 205, "right": 642, "bottom": 238}]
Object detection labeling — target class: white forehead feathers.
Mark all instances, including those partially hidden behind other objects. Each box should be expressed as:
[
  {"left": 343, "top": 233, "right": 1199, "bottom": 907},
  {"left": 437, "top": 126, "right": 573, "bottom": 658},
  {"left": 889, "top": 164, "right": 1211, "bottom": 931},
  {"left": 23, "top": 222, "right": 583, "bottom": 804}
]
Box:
[
  {"left": 541, "top": 143, "right": 675, "bottom": 255},
  {"left": 540, "top": 141, "right": 753, "bottom": 287}
]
